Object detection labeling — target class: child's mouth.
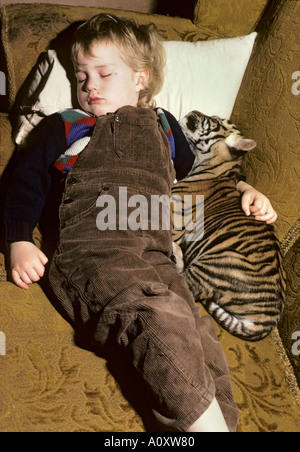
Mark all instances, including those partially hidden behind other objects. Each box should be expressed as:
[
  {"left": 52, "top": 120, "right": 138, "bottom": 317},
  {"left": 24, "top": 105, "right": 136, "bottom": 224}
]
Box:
[{"left": 88, "top": 97, "right": 104, "bottom": 104}]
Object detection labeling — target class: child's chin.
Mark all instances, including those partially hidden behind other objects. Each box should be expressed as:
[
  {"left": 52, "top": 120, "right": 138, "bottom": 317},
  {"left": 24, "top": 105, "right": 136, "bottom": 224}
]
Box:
[{"left": 86, "top": 105, "right": 113, "bottom": 117}]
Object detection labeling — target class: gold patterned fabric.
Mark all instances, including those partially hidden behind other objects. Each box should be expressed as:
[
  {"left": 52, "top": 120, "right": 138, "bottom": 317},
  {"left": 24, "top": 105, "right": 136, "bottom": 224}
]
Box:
[
  {"left": 279, "top": 236, "right": 300, "bottom": 388},
  {"left": 233, "top": 2, "right": 300, "bottom": 244},
  {"left": 194, "top": 0, "right": 269, "bottom": 37},
  {"left": 231, "top": 0, "right": 300, "bottom": 242},
  {"left": 230, "top": 0, "right": 300, "bottom": 402},
  {"left": 0, "top": 1, "right": 299, "bottom": 432},
  {"left": 0, "top": 282, "right": 299, "bottom": 432}
]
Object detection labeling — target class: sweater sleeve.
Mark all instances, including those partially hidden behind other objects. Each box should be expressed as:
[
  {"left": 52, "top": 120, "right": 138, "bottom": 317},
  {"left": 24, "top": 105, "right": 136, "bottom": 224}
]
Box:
[
  {"left": 161, "top": 109, "right": 195, "bottom": 181},
  {"left": 3, "top": 113, "right": 66, "bottom": 246}
]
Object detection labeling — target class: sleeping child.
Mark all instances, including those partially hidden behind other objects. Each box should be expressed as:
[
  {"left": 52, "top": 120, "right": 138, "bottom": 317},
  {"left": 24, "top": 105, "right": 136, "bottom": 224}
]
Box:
[{"left": 3, "top": 13, "right": 277, "bottom": 432}]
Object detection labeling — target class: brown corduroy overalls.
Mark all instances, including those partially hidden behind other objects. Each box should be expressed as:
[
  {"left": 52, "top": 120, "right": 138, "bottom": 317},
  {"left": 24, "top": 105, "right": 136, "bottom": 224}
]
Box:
[{"left": 49, "top": 106, "right": 239, "bottom": 432}]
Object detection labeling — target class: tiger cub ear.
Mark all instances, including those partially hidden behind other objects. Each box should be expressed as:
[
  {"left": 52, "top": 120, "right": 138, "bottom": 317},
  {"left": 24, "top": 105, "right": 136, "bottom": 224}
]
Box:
[
  {"left": 225, "top": 135, "right": 257, "bottom": 152},
  {"left": 235, "top": 138, "right": 257, "bottom": 151}
]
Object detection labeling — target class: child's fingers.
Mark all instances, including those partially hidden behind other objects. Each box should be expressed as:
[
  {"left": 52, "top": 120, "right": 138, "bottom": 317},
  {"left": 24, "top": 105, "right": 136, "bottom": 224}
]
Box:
[
  {"left": 11, "top": 269, "right": 29, "bottom": 290},
  {"left": 39, "top": 251, "right": 49, "bottom": 266},
  {"left": 254, "top": 214, "right": 270, "bottom": 222},
  {"left": 241, "top": 189, "right": 278, "bottom": 224},
  {"left": 26, "top": 265, "right": 43, "bottom": 282},
  {"left": 254, "top": 211, "right": 278, "bottom": 224},
  {"left": 33, "top": 258, "right": 47, "bottom": 278},
  {"left": 250, "top": 204, "right": 263, "bottom": 215},
  {"left": 266, "top": 211, "right": 278, "bottom": 224},
  {"left": 241, "top": 192, "right": 254, "bottom": 216},
  {"left": 249, "top": 198, "right": 268, "bottom": 215},
  {"left": 11, "top": 261, "right": 44, "bottom": 289}
]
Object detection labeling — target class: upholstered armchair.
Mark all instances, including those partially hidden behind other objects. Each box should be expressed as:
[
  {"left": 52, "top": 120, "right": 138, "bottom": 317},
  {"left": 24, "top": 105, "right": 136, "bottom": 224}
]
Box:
[{"left": 0, "top": 0, "right": 299, "bottom": 432}]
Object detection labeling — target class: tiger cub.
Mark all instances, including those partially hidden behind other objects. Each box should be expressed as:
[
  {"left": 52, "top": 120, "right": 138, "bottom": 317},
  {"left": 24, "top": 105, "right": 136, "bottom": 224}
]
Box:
[{"left": 172, "top": 111, "right": 286, "bottom": 341}]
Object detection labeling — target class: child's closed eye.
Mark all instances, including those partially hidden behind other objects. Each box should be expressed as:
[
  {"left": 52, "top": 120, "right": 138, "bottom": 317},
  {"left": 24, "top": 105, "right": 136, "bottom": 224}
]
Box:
[
  {"left": 76, "top": 72, "right": 87, "bottom": 83},
  {"left": 99, "top": 72, "right": 112, "bottom": 78}
]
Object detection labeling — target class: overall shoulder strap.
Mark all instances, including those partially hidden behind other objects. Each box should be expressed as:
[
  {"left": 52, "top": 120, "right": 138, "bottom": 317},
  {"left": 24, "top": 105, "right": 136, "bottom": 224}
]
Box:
[{"left": 156, "top": 108, "right": 175, "bottom": 160}]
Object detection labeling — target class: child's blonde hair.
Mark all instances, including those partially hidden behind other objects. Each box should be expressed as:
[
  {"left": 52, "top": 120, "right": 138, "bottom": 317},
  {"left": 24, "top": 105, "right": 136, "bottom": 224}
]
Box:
[{"left": 71, "top": 13, "right": 166, "bottom": 108}]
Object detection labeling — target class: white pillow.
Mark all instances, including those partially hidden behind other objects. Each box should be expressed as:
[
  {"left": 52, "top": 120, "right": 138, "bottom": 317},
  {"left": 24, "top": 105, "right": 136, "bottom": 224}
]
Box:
[
  {"left": 13, "top": 33, "right": 257, "bottom": 145},
  {"left": 14, "top": 50, "right": 72, "bottom": 145},
  {"left": 155, "top": 32, "right": 257, "bottom": 120}
]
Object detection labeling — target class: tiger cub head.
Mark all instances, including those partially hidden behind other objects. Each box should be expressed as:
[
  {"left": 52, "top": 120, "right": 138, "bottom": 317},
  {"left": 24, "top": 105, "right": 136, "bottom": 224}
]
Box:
[{"left": 180, "top": 111, "right": 257, "bottom": 177}]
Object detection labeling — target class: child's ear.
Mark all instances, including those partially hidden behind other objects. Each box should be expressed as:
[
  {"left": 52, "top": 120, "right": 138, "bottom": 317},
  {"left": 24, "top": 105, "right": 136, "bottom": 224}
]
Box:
[{"left": 135, "top": 70, "right": 150, "bottom": 92}]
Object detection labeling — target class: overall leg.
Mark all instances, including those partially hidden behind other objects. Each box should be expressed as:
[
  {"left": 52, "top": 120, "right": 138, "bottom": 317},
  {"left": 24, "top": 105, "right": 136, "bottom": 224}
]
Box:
[
  {"left": 96, "top": 283, "right": 218, "bottom": 432},
  {"left": 51, "top": 250, "right": 238, "bottom": 432},
  {"left": 137, "top": 254, "right": 240, "bottom": 432}
]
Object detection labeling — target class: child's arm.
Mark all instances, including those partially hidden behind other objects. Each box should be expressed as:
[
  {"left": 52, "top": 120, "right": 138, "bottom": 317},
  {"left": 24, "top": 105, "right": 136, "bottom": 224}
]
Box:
[
  {"left": 160, "top": 109, "right": 195, "bottom": 181},
  {"left": 236, "top": 180, "right": 278, "bottom": 224},
  {"left": 3, "top": 114, "right": 67, "bottom": 289},
  {"left": 9, "top": 241, "right": 48, "bottom": 290}
]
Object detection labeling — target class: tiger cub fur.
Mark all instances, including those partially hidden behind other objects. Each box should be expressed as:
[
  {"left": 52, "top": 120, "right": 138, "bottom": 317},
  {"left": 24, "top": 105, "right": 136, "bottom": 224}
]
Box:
[{"left": 172, "top": 111, "right": 286, "bottom": 341}]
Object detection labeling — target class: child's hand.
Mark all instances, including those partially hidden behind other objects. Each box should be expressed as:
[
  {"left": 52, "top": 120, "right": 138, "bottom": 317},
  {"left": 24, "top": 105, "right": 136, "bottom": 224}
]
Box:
[
  {"left": 237, "top": 181, "right": 278, "bottom": 224},
  {"left": 9, "top": 241, "right": 48, "bottom": 290}
]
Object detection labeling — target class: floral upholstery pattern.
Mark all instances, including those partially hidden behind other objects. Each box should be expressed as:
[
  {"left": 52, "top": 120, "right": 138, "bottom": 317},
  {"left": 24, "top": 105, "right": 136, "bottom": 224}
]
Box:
[{"left": 194, "top": 0, "right": 269, "bottom": 37}]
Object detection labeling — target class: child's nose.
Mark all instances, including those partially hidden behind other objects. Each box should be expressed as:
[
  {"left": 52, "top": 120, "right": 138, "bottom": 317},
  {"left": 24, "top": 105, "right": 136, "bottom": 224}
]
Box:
[{"left": 86, "top": 76, "right": 100, "bottom": 93}]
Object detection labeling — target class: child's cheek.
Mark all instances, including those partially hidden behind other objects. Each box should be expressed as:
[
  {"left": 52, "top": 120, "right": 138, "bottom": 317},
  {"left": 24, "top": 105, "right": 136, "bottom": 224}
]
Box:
[{"left": 77, "top": 87, "right": 87, "bottom": 108}]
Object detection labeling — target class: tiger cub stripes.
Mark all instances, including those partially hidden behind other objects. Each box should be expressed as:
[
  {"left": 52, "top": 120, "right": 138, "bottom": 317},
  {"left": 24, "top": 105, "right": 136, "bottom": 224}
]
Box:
[{"left": 172, "top": 111, "right": 286, "bottom": 341}]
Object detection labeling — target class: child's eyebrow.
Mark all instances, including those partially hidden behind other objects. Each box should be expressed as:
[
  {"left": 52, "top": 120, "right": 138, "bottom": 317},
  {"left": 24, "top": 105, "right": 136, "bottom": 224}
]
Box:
[{"left": 75, "top": 64, "right": 116, "bottom": 71}]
